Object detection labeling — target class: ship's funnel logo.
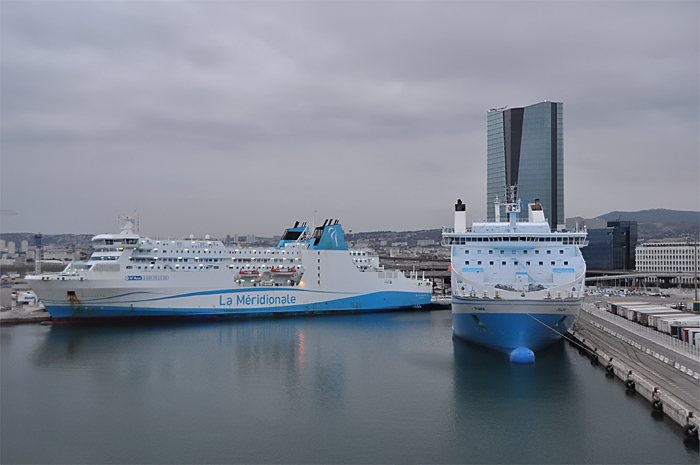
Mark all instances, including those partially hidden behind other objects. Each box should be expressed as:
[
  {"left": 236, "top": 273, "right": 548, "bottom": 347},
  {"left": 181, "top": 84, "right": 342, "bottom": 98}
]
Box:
[{"left": 329, "top": 228, "right": 338, "bottom": 246}]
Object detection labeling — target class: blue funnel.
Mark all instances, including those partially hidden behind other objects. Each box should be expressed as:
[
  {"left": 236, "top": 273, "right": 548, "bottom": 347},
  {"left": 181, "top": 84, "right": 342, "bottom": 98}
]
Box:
[{"left": 510, "top": 348, "right": 535, "bottom": 364}]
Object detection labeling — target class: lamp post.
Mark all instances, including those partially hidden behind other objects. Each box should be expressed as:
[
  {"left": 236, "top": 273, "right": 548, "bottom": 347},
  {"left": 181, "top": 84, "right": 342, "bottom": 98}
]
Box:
[{"left": 695, "top": 230, "right": 698, "bottom": 302}]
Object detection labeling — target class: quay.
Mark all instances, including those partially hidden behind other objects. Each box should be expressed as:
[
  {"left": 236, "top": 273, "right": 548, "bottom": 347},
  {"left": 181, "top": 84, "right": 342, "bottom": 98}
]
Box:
[
  {"left": 568, "top": 298, "right": 700, "bottom": 440},
  {"left": 0, "top": 282, "right": 51, "bottom": 324}
]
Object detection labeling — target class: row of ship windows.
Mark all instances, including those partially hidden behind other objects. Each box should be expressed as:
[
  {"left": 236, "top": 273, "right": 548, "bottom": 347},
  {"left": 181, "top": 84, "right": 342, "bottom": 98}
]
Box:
[
  {"left": 95, "top": 239, "right": 139, "bottom": 245},
  {"left": 130, "top": 258, "right": 225, "bottom": 263},
  {"left": 448, "top": 237, "right": 582, "bottom": 245},
  {"left": 126, "top": 265, "right": 220, "bottom": 270},
  {"left": 133, "top": 249, "right": 301, "bottom": 256},
  {"left": 462, "top": 249, "right": 563, "bottom": 255},
  {"left": 466, "top": 260, "right": 569, "bottom": 266}
]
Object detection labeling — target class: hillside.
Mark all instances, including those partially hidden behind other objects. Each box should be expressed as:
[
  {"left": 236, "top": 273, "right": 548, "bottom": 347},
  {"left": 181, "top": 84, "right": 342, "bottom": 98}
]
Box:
[
  {"left": 596, "top": 208, "right": 699, "bottom": 241},
  {"left": 597, "top": 209, "right": 699, "bottom": 224}
]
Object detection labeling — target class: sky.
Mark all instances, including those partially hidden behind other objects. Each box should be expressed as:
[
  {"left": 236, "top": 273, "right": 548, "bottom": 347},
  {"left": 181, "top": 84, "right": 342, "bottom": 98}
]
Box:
[{"left": 1, "top": 1, "right": 698, "bottom": 238}]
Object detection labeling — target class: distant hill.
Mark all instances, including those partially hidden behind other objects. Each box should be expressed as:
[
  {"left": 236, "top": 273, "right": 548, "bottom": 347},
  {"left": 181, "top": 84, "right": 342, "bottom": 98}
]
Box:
[
  {"left": 597, "top": 209, "right": 699, "bottom": 224},
  {"left": 595, "top": 209, "right": 699, "bottom": 241}
]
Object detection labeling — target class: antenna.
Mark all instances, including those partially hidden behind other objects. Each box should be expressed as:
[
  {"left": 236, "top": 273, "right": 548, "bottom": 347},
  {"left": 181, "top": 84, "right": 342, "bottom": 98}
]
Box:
[{"left": 297, "top": 211, "right": 317, "bottom": 243}]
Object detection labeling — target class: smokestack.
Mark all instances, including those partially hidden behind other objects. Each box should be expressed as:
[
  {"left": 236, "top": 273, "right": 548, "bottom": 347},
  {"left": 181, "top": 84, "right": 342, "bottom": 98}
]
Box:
[{"left": 454, "top": 200, "right": 467, "bottom": 233}]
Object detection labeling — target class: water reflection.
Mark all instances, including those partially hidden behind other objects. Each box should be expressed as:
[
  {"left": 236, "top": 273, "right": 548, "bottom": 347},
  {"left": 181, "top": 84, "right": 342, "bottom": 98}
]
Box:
[{"left": 1, "top": 311, "right": 697, "bottom": 464}]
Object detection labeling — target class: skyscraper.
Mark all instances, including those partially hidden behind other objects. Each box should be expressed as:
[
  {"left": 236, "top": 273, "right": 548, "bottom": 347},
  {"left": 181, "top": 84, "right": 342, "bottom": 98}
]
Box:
[{"left": 487, "top": 101, "right": 563, "bottom": 228}]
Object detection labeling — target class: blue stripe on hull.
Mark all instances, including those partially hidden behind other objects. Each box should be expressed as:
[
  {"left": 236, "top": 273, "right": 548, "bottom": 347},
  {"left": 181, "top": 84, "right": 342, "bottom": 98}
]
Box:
[
  {"left": 45, "top": 291, "right": 432, "bottom": 322},
  {"left": 452, "top": 311, "right": 577, "bottom": 355}
]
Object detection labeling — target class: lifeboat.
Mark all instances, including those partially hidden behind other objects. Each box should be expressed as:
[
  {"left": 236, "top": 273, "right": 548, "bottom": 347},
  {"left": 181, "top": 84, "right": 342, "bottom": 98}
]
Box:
[
  {"left": 238, "top": 269, "right": 260, "bottom": 276},
  {"left": 271, "top": 267, "right": 296, "bottom": 274}
]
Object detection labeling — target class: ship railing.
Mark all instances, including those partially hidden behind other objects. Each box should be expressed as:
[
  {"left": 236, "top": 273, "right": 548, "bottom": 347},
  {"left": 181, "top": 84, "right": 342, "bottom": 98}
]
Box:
[{"left": 59, "top": 263, "right": 93, "bottom": 275}]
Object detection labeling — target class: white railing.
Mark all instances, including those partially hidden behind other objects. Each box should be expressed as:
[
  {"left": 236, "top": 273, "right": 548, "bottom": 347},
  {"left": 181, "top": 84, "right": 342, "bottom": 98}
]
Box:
[{"left": 581, "top": 303, "right": 700, "bottom": 360}]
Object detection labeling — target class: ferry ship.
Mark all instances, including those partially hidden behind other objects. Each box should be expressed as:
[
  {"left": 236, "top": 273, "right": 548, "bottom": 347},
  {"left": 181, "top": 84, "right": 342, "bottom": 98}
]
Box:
[
  {"left": 27, "top": 217, "right": 432, "bottom": 322},
  {"left": 442, "top": 188, "right": 587, "bottom": 363}
]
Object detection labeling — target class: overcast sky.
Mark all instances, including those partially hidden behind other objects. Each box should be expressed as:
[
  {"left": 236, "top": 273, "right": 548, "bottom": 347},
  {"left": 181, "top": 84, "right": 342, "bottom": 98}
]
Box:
[{"left": 1, "top": 1, "right": 698, "bottom": 238}]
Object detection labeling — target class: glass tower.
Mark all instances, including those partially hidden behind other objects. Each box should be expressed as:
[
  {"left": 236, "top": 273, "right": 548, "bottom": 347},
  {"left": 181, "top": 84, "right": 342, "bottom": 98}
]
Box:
[{"left": 487, "top": 101, "right": 564, "bottom": 228}]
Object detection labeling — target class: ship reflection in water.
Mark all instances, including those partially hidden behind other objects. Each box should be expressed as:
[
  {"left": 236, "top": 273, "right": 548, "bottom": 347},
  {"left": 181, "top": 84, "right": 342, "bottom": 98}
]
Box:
[{"left": 1, "top": 311, "right": 697, "bottom": 464}]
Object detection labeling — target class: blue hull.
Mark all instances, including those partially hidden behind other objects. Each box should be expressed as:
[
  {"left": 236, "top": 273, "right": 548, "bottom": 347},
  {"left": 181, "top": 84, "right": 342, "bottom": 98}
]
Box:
[
  {"left": 44, "top": 290, "right": 432, "bottom": 322},
  {"left": 452, "top": 301, "right": 580, "bottom": 358}
]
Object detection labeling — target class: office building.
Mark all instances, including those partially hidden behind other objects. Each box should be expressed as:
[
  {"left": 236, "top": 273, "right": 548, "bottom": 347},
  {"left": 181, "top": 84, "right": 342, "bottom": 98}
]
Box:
[
  {"left": 565, "top": 217, "right": 638, "bottom": 270},
  {"left": 487, "top": 101, "right": 563, "bottom": 228},
  {"left": 636, "top": 239, "right": 699, "bottom": 287}
]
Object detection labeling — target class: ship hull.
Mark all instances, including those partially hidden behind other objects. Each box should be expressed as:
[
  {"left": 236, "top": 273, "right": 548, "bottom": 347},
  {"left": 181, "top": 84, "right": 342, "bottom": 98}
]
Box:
[
  {"left": 452, "top": 295, "right": 582, "bottom": 355},
  {"left": 29, "top": 280, "right": 431, "bottom": 322}
]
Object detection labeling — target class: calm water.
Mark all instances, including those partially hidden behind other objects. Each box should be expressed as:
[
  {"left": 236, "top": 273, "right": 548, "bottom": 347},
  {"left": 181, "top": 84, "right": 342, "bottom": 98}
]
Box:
[{"left": 1, "top": 310, "right": 698, "bottom": 464}]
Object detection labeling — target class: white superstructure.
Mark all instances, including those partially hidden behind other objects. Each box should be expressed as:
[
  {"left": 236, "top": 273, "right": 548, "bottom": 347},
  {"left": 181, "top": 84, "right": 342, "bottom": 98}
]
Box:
[
  {"left": 443, "top": 188, "right": 588, "bottom": 362},
  {"left": 27, "top": 217, "right": 432, "bottom": 321}
]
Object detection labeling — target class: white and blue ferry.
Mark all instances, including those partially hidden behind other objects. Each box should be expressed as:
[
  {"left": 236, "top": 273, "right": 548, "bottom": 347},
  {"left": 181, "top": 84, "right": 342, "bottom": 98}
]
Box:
[
  {"left": 27, "top": 217, "right": 432, "bottom": 322},
  {"left": 442, "top": 188, "right": 587, "bottom": 363}
]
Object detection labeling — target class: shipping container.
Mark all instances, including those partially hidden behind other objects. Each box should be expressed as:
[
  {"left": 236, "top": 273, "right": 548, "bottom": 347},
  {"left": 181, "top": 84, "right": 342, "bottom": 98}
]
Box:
[
  {"left": 673, "top": 324, "right": 700, "bottom": 339},
  {"left": 657, "top": 315, "right": 700, "bottom": 334},
  {"left": 640, "top": 309, "right": 682, "bottom": 326},
  {"left": 609, "top": 301, "right": 647, "bottom": 315},
  {"left": 681, "top": 328, "right": 700, "bottom": 343},
  {"left": 646, "top": 309, "right": 684, "bottom": 328}
]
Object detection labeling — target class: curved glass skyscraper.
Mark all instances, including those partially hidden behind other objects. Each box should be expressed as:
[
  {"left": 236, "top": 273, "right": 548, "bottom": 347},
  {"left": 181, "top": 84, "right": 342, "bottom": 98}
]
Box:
[{"left": 487, "top": 101, "right": 564, "bottom": 228}]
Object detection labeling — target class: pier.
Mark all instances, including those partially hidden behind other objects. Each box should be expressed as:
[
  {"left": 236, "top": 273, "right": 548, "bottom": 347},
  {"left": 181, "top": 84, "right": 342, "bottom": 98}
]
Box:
[{"left": 568, "top": 300, "right": 700, "bottom": 440}]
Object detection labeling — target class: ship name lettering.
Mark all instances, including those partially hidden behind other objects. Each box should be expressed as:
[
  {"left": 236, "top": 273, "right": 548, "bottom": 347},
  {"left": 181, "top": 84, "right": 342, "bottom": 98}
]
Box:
[
  {"left": 474, "top": 306, "right": 486, "bottom": 311},
  {"left": 219, "top": 294, "right": 297, "bottom": 307}
]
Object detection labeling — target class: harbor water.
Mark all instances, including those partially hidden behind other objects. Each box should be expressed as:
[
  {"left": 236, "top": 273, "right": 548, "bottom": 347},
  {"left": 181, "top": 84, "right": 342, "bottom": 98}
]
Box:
[{"left": 1, "top": 310, "right": 698, "bottom": 464}]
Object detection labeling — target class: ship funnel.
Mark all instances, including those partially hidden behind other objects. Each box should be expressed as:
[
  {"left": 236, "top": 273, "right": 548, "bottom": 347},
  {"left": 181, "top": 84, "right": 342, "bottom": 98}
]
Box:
[
  {"left": 454, "top": 199, "right": 467, "bottom": 233},
  {"left": 528, "top": 199, "right": 546, "bottom": 223}
]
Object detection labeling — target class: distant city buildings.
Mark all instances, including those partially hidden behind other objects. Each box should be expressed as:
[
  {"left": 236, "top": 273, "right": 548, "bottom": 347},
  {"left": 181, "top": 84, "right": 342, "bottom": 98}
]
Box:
[
  {"left": 487, "top": 101, "right": 564, "bottom": 228},
  {"left": 636, "top": 239, "right": 699, "bottom": 286}
]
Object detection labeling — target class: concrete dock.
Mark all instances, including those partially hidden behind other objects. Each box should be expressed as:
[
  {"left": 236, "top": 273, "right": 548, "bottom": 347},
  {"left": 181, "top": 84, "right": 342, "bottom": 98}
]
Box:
[
  {"left": 0, "top": 283, "right": 51, "bottom": 324},
  {"left": 568, "top": 299, "right": 700, "bottom": 440}
]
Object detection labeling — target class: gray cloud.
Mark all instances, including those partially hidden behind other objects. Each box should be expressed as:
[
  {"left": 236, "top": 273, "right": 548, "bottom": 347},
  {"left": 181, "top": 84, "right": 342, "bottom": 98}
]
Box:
[{"left": 1, "top": 1, "right": 697, "bottom": 237}]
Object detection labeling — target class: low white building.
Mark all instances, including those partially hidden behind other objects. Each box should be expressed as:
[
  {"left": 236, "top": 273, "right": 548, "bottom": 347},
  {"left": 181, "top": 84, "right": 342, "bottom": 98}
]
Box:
[
  {"left": 636, "top": 239, "right": 699, "bottom": 286},
  {"left": 43, "top": 248, "right": 80, "bottom": 262}
]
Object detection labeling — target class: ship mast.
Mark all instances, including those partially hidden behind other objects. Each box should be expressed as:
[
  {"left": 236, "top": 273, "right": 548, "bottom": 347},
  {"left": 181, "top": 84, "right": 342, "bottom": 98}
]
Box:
[{"left": 504, "top": 184, "right": 521, "bottom": 228}]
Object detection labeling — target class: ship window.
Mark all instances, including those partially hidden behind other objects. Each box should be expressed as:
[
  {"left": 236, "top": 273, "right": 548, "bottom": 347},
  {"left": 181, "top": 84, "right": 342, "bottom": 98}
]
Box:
[
  {"left": 501, "top": 261, "right": 506, "bottom": 265},
  {"left": 465, "top": 250, "right": 469, "bottom": 254},
  {"left": 539, "top": 261, "right": 543, "bottom": 266},
  {"left": 465, "top": 261, "right": 469, "bottom": 265},
  {"left": 526, "top": 261, "right": 530, "bottom": 266},
  {"left": 535, "top": 250, "right": 540, "bottom": 254},
  {"left": 547, "top": 250, "right": 551, "bottom": 254},
  {"left": 514, "top": 261, "right": 518, "bottom": 265},
  {"left": 477, "top": 261, "right": 482, "bottom": 265},
  {"left": 500, "top": 250, "right": 504, "bottom": 254},
  {"left": 564, "top": 261, "right": 569, "bottom": 265},
  {"left": 489, "top": 261, "right": 494, "bottom": 265},
  {"left": 559, "top": 250, "right": 564, "bottom": 254},
  {"left": 551, "top": 262, "right": 555, "bottom": 265},
  {"left": 488, "top": 250, "right": 493, "bottom": 254}
]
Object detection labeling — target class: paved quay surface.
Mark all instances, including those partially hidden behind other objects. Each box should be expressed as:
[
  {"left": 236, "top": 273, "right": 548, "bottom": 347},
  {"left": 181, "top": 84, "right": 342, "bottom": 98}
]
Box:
[
  {"left": 569, "top": 295, "right": 700, "bottom": 435},
  {"left": 0, "top": 305, "right": 51, "bottom": 324}
]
